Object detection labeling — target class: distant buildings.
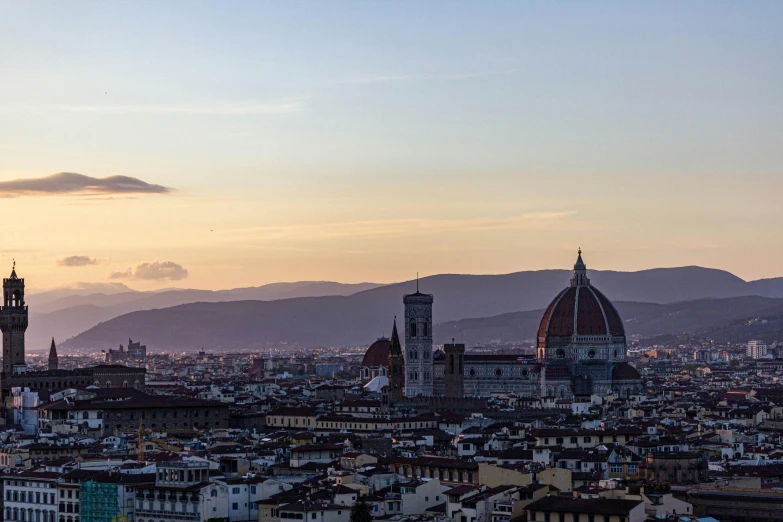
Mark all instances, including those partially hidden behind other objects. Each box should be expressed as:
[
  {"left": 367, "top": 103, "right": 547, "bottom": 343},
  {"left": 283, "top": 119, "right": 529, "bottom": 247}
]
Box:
[
  {"left": 105, "top": 339, "right": 147, "bottom": 364},
  {"left": 747, "top": 339, "right": 768, "bottom": 359}
]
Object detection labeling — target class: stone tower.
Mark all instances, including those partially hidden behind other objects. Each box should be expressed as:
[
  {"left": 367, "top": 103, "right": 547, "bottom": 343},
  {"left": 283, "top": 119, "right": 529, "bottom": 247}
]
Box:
[
  {"left": 444, "top": 340, "right": 465, "bottom": 398},
  {"left": 0, "top": 264, "right": 27, "bottom": 375},
  {"left": 387, "top": 318, "right": 404, "bottom": 404},
  {"left": 403, "top": 283, "right": 433, "bottom": 397},
  {"left": 48, "top": 338, "right": 59, "bottom": 371}
]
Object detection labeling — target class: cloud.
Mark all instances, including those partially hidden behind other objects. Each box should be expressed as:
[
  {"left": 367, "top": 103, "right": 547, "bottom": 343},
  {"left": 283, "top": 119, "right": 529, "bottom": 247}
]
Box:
[
  {"left": 53, "top": 99, "right": 305, "bottom": 115},
  {"left": 337, "top": 69, "right": 518, "bottom": 85},
  {"left": 225, "top": 211, "right": 578, "bottom": 242},
  {"left": 57, "top": 256, "right": 100, "bottom": 267},
  {"left": 110, "top": 261, "right": 189, "bottom": 281},
  {"left": 0, "top": 172, "right": 171, "bottom": 197}
]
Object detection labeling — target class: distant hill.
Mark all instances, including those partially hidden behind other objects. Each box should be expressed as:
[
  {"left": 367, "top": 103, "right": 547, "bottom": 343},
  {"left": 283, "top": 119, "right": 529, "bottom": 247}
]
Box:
[
  {"left": 435, "top": 296, "right": 783, "bottom": 346},
  {"left": 61, "top": 273, "right": 783, "bottom": 352},
  {"left": 27, "top": 281, "right": 382, "bottom": 351}
]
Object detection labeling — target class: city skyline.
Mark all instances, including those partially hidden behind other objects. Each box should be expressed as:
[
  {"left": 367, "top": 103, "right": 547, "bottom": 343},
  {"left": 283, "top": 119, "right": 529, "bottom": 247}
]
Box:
[{"left": 2, "top": 2, "right": 783, "bottom": 290}]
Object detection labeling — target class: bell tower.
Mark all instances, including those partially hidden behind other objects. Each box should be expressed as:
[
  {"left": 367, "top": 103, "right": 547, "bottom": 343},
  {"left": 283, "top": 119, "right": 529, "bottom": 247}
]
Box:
[
  {"left": 403, "top": 279, "right": 434, "bottom": 397},
  {"left": 0, "top": 262, "right": 28, "bottom": 375},
  {"left": 387, "top": 318, "right": 404, "bottom": 405}
]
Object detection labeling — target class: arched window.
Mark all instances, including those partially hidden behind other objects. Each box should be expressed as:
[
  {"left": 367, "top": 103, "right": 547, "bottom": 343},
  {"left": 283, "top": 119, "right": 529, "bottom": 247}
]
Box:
[
  {"left": 82, "top": 412, "right": 89, "bottom": 420},
  {"left": 105, "top": 380, "right": 112, "bottom": 388},
  {"left": 134, "top": 380, "right": 140, "bottom": 390},
  {"left": 409, "top": 320, "right": 416, "bottom": 337},
  {"left": 123, "top": 380, "right": 129, "bottom": 387}
]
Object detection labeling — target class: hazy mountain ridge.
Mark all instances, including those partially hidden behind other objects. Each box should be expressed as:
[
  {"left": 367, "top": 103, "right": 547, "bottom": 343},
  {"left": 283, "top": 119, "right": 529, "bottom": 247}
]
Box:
[
  {"left": 61, "top": 295, "right": 783, "bottom": 352},
  {"left": 58, "top": 266, "right": 783, "bottom": 352},
  {"left": 435, "top": 296, "right": 783, "bottom": 346},
  {"left": 27, "top": 281, "right": 382, "bottom": 350}
]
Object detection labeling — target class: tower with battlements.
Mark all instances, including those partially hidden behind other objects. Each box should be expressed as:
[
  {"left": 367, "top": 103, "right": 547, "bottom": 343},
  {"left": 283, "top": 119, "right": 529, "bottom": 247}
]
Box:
[{"left": 0, "top": 264, "right": 28, "bottom": 376}]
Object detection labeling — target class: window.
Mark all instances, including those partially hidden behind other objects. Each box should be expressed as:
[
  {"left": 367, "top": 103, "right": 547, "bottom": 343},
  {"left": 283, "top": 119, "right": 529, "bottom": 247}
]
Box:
[
  {"left": 232, "top": 503, "right": 238, "bottom": 511},
  {"left": 311, "top": 514, "right": 316, "bottom": 520},
  {"left": 583, "top": 437, "right": 591, "bottom": 443},
  {"left": 232, "top": 487, "right": 240, "bottom": 495},
  {"left": 610, "top": 465, "right": 623, "bottom": 473},
  {"left": 570, "top": 437, "right": 577, "bottom": 444},
  {"left": 251, "top": 486, "right": 257, "bottom": 495}
]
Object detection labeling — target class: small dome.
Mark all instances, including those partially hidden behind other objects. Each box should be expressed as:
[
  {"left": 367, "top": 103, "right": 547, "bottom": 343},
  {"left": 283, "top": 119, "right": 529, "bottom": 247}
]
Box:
[
  {"left": 612, "top": 362, "right": 641, "bottom": 380},
  {"left": 361, "top": 338, "right": 391, "bottom": 367}
]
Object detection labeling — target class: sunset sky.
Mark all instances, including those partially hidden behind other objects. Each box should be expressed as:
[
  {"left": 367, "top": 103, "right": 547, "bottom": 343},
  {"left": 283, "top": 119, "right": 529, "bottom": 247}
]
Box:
[{"left": 2, "top": 2, "right": 782, "bottom": 291}]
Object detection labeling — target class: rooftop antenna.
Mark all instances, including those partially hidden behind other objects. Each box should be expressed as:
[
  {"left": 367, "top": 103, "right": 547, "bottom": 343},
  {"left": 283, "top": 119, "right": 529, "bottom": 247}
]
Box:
[{"left": 416, "top": 272, "right": 419, "bottom": 292}]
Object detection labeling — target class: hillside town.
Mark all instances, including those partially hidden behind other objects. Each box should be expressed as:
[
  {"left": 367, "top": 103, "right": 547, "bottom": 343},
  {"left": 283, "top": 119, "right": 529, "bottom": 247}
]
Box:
[{"left": 1, "top": 258, "right": 783, "bottom": 522}]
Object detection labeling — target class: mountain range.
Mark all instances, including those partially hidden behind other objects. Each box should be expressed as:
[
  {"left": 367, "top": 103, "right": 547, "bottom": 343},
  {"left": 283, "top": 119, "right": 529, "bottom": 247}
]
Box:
[{"left": 49, "top": 266, "right": 783, "bottom": 353}]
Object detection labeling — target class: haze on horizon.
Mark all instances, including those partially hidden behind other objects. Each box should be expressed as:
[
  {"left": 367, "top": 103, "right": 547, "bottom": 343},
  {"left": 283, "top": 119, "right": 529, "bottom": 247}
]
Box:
[{"left": 2, "top": 2, "right": 782, "bottom": 291}]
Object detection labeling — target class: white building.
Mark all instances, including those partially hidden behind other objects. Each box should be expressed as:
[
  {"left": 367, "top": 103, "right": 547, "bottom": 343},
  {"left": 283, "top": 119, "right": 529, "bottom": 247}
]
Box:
[
  {"left": 135, "top": 461, "right": 229, "bottom": 522},
  {"left": 2, "top": 471, "right": 59, "bottom": 522},
  {"left": 747, "top": 340, "right": 768, "bottom": 359}
]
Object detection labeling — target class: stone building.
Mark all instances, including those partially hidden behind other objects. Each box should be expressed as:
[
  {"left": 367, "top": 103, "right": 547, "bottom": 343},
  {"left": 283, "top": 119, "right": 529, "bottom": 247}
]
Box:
[
  {"left": 443, "top": 342, "right": 465, "bottom": 399},
  {"left": 39, "top": 392, "right": 229, "bottom": 435},
  {"left": 0, "top": 266, "right": 146, "bottom": 404},
  {"left": 361, "top": 251, "right": 642, "bottom": 400},
  {"left": 0, "top": 265, "right": 28, "bottom": 377},
  {"left": 403, "top": 287, "right": 434, "bottom": 397}
]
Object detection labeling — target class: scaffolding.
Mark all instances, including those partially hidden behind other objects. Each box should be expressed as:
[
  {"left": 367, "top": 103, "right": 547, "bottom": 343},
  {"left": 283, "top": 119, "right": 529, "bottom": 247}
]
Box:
[{"left": 80, "top": 480, "right": 119, "bottom": 522}]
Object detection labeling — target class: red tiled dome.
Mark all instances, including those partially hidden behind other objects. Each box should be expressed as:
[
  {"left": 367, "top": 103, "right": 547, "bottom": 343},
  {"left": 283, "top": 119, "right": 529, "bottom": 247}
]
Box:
[
  {"left": 538, "top": 285, "right": 626, "bottom": 340},
  {"left": 361, "top": 338, "right": 391, "bottom": 367},
  {"left": 612, "top": 362, "right": 641, "bottom": 380}
]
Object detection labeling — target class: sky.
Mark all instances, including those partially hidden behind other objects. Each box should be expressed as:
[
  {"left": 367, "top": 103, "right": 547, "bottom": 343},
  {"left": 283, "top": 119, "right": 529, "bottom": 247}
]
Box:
[{"left": 1, "top": 1, "right": 782, "bottom": 291}]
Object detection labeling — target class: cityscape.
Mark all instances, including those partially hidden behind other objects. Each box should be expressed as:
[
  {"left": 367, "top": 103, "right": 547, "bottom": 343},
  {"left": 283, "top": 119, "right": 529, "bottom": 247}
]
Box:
[{"left": 3, "top": 3, "right": 783, "bottom": 522}]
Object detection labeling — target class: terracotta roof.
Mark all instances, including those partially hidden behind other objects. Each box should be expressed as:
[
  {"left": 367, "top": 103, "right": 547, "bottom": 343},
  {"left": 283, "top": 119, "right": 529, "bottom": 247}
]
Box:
[{"left": 362, "top": 338, "right": 391, "bottom": 368}]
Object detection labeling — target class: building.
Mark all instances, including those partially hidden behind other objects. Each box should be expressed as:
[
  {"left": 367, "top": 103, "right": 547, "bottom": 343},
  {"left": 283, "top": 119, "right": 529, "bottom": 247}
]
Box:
[
  {"left": 0, "top": 267, "right": 146, "bottom": 405},
  {"left": 361, "top": 251, "right": 642, "bottom": 400},
  {"left": 388, "top": 320, "right": 404, "bottom": 404},
  {"left": 2, "top": 470, "right": 60, "bottom": 522},
  {"left": 48, "top": 339, "right": 58, "bottom": 371},
  {"left": 360, "top": 338, "right": 391, "bottom": 381},
  {"left": 105, "top": 339, "right": 147, "bottom": 364},
  {"left": 526, "top": 497, "right": 647, "bottom": 522},
  {"left": 444, "top": 342, "right": 465, "bottom": 399},
  {"left": 1, "top": 264, "right": 28, "bottom": 378},
  {"left": 134, "top": 461, "right": 229, "bottom": 522},
  {"left": 404, "top": 286, "right": 434, "bottom": 397},
  {"left": 748, "top": 340, "right": 768, "bottom": 360},
  {"left": 39, "top": 390, "right": 230, "bottom": 435}
]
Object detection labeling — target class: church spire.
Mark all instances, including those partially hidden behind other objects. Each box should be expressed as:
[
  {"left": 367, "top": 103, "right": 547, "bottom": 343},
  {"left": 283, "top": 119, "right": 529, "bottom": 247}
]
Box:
[
  {"left": 48, "top": 338, "right": 59, "bottom": 371},
  {"left": 390, "top": 317, "right": 402, "bottom": 356},
  {"left": 570, "top": 248, "right": 590, "bottom": 287}
]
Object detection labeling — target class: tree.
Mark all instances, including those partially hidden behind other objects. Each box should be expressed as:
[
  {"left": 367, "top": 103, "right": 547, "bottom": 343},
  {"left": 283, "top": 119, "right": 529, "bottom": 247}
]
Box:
[{"left": 350, "top": 500, "right": 373, "bottom": 522}]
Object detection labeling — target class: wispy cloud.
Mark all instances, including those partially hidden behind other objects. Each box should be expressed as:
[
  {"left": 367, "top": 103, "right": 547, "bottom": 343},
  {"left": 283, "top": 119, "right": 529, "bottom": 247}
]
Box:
[
  {"left": 229, "top": 211, "right": 577, "bottom": 242},
  {"left": 337, "top": 69, "right": 518, "bottom": 85},
  {"left": 0, "top": 172, "right": 171, "bottom": 197},
  {"left": 52, "top": 99, "right": 306, "bottom": 115},
  {"left": 56, "top": 256, "right": 101, "bottom": 267},
  {"left": 110, "top": 261, "right": 189, "bottom": 281}
]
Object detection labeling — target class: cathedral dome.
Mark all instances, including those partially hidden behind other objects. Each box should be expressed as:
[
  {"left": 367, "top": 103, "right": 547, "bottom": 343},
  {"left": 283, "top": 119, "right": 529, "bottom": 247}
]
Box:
[
  {"left": 361, "top": 338, "right": 391, "bottom": 367},
  {"left": 612, "top": 362, "right": 641, "bottom": 380},
  {"left": 537, "top": 251, "right": 626, "bottom": 360}
]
